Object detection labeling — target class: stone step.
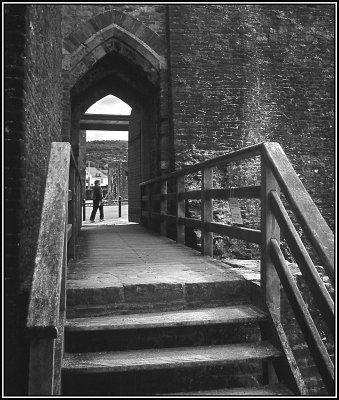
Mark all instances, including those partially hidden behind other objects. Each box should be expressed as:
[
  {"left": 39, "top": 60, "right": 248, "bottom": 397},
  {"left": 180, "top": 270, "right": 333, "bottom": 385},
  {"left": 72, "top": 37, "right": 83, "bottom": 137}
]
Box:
[
  {"left": 61, "top": 342, "right": 281, "bottom": 395},
  {"left": 169, "top": 383, "right": 294, "bottom": 396},
  {"left": 66, "top": 278, "right": 251, "bottom": 318},
  {"left": 65, "top": 305, "right": 266, "bottom": 352},
  {"left": 66, "top": 304, "right": 266, "bottom": 331},
  {"left": 62, "top": 341, "right": 280, "bottom": 374}
]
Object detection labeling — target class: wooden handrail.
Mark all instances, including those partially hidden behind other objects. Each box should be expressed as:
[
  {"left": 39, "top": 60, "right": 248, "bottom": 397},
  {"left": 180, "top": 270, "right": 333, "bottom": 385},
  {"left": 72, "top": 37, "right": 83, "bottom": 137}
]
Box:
[
  {"left": 140, "top": 141, "right": 334, "bottom": 394},
  {"left": 27, "top": 142, "right": 71, "bottom": 337},
  {"left": 270, "top": 190, "right": 334, "bottom": 336},
  {"left": 262, "top": 142, "right": 334, "bottom": 284},
  {"left": 206, "top": 186, "right": 261, "bottom": 200},
  {"left": 264, "top": 303, "right": 308, "bottom": 395},
  {"left": 205, "top": 222, "right": 261, "bottom": 244},
  {"left": 140, "top": 142, "right": 263, "bottom": 186},
  {"left": 270, "top": 239, "right": 334, "bottom": 395},
  {"left": 26, "top": 142, "right": 83, "bottom": 395}
]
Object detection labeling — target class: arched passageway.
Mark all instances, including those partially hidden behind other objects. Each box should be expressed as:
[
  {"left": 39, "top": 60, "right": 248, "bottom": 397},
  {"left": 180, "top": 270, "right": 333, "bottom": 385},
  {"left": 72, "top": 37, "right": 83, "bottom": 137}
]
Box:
[{"left": 62, "top": 10, "right": 171, "bottom": 222}]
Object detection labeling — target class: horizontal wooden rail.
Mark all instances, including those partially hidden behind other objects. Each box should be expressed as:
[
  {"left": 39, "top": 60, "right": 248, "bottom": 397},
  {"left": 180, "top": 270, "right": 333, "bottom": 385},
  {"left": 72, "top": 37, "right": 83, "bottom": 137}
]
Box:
[
  {"left": 140, "top": 142, "right": 263, "bottom": 187},
  {"left": 270, "top": 239, "right": 334, "bottom": 395},
  {"left": 150, "top": 193, "right": 161, "bottom": 201},
  {"left": 207, "top": 186, "right": 261, "bottom": 200},
  {"left": 142, "top": 193, "right": 177, "bottom": 201},
  {"left": 163, "top": 192, "right": 177, "bottom": 201},
  {"left": 270, "top": 190, "right": 334, "bottom": 336},
  {"left": 262, "top": 142, "right": 334, "bottom": 284},
  {"left": 178, "top": 216, "right": 202, "bottom": 229},
  {"left": 180, "top": 190, "right": 202, "bottom": 200},
  {"left": 140, "top": 141, "right": 334, "bottom": 395},
  {"left": 160, "top": 214, "right": 176, "bottom": 222},
  {"left": 175, "top": 186, "right": 261, "bottom": 201},
  {"left": 205, "top": 222, "right": 261, "bottom": 244}
]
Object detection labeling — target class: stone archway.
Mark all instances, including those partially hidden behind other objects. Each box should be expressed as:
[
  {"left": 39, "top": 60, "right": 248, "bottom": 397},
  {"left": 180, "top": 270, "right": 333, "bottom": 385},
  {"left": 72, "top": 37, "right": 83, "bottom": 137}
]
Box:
[{"left": 62, "top": 9, "right": 172, "bottom": 221}]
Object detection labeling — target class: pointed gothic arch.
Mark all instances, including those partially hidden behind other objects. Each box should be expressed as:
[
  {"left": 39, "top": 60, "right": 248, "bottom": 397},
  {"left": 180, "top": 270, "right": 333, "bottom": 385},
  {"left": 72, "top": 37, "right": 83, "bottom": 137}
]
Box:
[{"left": 62, "top": 10, "right": 172, "bottom": 222}]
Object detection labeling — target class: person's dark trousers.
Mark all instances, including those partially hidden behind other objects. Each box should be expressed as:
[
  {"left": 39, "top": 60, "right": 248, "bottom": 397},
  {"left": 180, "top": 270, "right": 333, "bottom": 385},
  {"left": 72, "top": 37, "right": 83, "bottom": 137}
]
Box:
[{"left": 90, "top": 200, "right": 104, "bottom": 221}]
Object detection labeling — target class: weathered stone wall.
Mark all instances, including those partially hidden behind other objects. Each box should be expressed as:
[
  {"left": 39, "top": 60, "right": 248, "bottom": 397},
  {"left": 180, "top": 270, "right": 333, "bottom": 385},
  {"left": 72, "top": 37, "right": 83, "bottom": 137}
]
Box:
[
  {"left": 4, "top": 5, "right": 28, "bottom": 395},
  {"left": 168, "top": 4, "right": 334, "bottom": 231},
  {"left": 60, "top": 4, "right": 334, "bottom": 229},
  {"left": 61, "top": 4, "right": 166, "bottom": 38},
  {"left": 4, "top": 4, "right": 63, "bottom": 395},
  {"left": 4, "top": 5, "right": 334, "bottom": 394},
  {"left": 4, "top": 3, "right": 26, "bottom": 303},
  {"left": 20, "top": 5, "right": 63, "bottom": 289}
]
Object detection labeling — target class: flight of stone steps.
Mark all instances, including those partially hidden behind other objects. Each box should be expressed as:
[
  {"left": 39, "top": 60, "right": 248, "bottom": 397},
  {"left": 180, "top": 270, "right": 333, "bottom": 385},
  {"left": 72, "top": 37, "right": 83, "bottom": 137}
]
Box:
[{"left": 62, "top": 290, "right": 293, "bottom": 395}]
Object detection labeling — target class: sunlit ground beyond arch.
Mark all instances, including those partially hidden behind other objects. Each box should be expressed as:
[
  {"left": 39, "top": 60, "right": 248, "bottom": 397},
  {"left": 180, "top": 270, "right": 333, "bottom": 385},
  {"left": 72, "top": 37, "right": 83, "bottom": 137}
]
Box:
[{"left": 85, "top": 95, "right": 131, "bottom": 141}]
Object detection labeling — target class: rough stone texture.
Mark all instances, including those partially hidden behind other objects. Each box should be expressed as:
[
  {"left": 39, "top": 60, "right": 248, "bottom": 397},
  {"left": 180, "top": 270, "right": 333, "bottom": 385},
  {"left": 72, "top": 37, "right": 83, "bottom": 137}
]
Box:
[
  {"left": 4, "top": 4, "right": 26, "bottom": 292},
  {"left": 62, "top": 5, "right": 334, "bottom": 231},
  {"left": 62, "top": 362, "right": 269, "bottom": 396},
  {"left": 20, "top": 5, "right": 63, "bottom": 290},
  {"left": 168, "top": 4, "right": 334, "bottom": 231},
  {"left": 4, "top": 7, "right": 28, "bottom": 394},
  {"left": 4, "top": 4, "right": 63, "bottom": 395},
  {"left": 4, "top": 4, "right": 334, "bottom": 395},
  {"left": 61, "top": 4, "right": 166, "bottom": 38}
]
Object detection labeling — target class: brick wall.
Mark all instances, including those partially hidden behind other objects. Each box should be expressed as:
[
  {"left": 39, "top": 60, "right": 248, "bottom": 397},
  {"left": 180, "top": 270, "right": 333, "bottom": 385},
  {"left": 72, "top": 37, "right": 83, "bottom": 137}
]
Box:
[
  {"left": 62, "top": 4, "right": 166, "bottom": 38},
  {"left": 4, "top": 4, "right": 334, "bottom": 394},
  {"left": 4, "top": 4, "right": 63, "bottom": 394},
  {"left": 168, "top": 4, "right": 334, "bottom": 230},
  {"left": 61, "top": 4, "right": 334, "bottom": 229},
  {"left": 4, "top": 5, "right": 28, "bottom": 395},
  {"left": 20, "top": 5, "right": 63, "bottom": 289},
  {"left": 4, "top": 3, "right": 26, "bottom": 297}
]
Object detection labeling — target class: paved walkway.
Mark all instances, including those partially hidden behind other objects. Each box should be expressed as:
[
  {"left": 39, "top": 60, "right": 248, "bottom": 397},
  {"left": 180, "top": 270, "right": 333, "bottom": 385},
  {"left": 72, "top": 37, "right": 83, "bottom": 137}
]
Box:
[
  {"left": 67, "top": 224, "right": 244, "bottom": 289},
  {"left": 66, "top": 223, "right": 249, "bottom": 317}
]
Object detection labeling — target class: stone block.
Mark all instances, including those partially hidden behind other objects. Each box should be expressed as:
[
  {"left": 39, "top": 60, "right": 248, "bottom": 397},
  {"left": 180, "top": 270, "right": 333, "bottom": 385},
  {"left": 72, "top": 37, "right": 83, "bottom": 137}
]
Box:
[{"left": 124, "top": 283, "right": 184, "bottom": 303}]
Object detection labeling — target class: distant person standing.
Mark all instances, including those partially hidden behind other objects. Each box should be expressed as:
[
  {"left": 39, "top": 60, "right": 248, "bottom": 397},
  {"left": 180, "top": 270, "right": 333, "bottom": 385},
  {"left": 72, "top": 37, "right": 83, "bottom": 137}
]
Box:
[{"left": 90, "top": 180, "right": 104, "bottom": 222}]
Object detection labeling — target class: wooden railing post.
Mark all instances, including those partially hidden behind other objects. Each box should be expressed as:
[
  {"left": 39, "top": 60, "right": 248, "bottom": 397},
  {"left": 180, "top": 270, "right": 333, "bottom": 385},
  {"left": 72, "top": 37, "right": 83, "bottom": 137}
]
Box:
[
  {"left": 68, "top": 166, "right": 76, "bottom": 260},
  {"left": 261, "top": 156, "right": 281, "bottom": 314},
  {"left": 118, "top": 196, "right": 122, "bottom": 218},
  {"left": 28, "top": 337, "right": 56, "bottom": 395},
  {"left": 177, "top": 175, "right": 185, "bottom": 244},
  {"left": 202, "top": 167, "right": 213, "bottom": 256},
  {"left": 82, "top": 198, "right": 86, "bottom": 221},
  {"left": 261, "top": 154, "right": 281, "bottom": 384},
  {"left": 147, "top": 183, "right": 152, "bottom": 229},
  {"left": 161, "top": 180, "right": 167, "bottom": 236},
  {"left": 76, "top": 179, "right": 81, "bottom": 238}
]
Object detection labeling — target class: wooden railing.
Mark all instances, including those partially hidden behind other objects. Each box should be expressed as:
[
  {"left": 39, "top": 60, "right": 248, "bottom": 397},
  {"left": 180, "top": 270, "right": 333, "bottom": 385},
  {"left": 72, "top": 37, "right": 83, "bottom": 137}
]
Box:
[
  {"left": 140, "top": 142, "right": 334, "bottom": 395},
  {"left": 26, "top": 142, "right": 82, "bottom": 395}
]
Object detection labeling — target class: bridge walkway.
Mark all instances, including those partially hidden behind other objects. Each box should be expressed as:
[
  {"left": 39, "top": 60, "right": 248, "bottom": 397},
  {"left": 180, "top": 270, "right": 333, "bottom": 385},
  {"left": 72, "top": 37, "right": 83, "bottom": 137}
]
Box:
[{"left": 66, "top": 221, "right": 250, "bottom": 317}]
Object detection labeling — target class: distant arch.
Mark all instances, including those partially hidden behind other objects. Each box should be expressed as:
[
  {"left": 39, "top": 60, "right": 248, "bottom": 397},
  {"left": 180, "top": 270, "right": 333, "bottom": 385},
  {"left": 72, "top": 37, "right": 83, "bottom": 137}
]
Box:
[{"left": 62, "top": 9, "right": 172, "bottom": 222}]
